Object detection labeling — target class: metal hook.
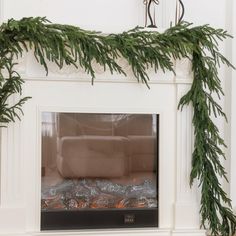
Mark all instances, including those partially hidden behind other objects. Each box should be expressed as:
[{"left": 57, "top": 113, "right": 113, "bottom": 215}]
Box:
[
  {"left": 144, "top": 0, "right": 159, "bottom": 28},
  {"left": 178, "top": 0, "right": 185, "bottom": 23}
]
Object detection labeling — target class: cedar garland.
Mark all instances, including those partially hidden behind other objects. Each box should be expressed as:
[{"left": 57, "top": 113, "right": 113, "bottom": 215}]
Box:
[{"left": 0, "top": 17, "right": 235, "bottom": 236}]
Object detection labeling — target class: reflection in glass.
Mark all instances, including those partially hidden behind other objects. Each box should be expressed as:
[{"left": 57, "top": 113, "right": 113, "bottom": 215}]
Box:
[{"left": 41, "top": 113, "right": 158, "bottom": 211}]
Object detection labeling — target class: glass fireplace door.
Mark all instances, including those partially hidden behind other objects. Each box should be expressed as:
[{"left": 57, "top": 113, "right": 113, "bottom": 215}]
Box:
[{"left": 41, "top": 112, "right": 158, "bottom": 230}]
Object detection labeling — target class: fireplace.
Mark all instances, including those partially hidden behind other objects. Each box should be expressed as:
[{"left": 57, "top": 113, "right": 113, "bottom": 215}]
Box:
[
  {"left": 0, "top": 52, "right": 205, "bottom": 235},
  {"left": 41, "top": 112, "right": 159, "bottom": 230}
]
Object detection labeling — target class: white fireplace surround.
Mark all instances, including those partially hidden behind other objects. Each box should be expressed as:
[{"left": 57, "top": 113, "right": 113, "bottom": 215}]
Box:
[{"left": 0, "top": 51, "right": 206, "bottom": 236}]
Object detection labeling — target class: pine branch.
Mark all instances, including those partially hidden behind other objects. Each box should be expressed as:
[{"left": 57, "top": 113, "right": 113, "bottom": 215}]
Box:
[
  {"left": 0, "top": 55, "right": 31, "bottom": 126},
  {"left": 179, "top": 40, "right": 236, "bottom": 236}
]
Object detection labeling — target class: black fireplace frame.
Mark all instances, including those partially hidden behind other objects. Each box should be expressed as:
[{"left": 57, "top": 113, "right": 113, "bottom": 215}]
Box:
[
  {"left": 41, "top": 208, "right": 158, "bottom": 230},
  {"left": 41, "top": 113, "right": 159, "bottom": 230}
]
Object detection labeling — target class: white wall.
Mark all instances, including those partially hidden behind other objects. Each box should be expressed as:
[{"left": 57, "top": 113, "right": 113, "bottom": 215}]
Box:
[
  {"left": 0, "top": 0, "right": 143, "bottom": 32},
  {"left": 184, "top": 0, "right": 227, "bottom": 27},
  {"left": 0, "top": 0, "right": 177, "bottom": 32},
  {"left": 0, "top": 0, "right": 231, "bottom": 36}
]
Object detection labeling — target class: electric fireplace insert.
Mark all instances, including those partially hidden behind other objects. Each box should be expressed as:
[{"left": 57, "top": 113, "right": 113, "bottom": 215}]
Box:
[{"left": 41, "top": 112, "right": 159, "bottom": 230}]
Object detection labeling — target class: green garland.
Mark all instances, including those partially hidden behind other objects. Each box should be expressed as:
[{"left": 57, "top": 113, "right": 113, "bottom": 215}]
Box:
[{"left": 0, "top": 17, "right": 235, "bottom": 236}]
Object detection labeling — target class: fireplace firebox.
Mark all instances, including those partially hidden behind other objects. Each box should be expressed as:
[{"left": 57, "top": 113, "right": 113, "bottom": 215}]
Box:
[{"left": 41, "top": 112, "right": 159, "bottom": 230}]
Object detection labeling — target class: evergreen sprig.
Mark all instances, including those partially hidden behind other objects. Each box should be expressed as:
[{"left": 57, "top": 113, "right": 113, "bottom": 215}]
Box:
[
  {"left": 0, "top": 54, "right": 30, "bottom": 126},
  {"left": 0, "top": 17, "right": 235, "bottom": 235}
]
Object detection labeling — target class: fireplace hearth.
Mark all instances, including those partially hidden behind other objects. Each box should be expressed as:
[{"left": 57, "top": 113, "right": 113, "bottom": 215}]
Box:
[{"left": 41, "top": 113, "right": 159, "bottom": 230}]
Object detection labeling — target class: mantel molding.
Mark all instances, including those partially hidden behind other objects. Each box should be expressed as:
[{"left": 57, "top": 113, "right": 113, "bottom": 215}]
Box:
[{"left": 12, "top": 52, "right": 192, "bottom": 84}]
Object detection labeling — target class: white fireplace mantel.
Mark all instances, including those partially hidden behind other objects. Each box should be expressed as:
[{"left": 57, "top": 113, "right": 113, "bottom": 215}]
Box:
[{"left": 0, "top": 52, "right": 205, "bottom": 236}]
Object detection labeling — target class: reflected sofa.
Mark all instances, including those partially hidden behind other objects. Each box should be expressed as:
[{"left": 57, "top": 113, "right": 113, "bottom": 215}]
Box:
[{"left": 56, "top": 113, "right": 157, "bottom": 178}]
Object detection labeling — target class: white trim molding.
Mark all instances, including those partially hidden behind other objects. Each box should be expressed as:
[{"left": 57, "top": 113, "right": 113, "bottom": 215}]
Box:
[{"left": 230, "top": 0, "right": 236, "bottom": 210}]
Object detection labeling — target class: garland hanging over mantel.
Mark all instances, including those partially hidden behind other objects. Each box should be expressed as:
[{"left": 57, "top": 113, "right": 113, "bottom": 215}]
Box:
[{"left": 0, "top": 17, "right": 235, "bottom": 236}]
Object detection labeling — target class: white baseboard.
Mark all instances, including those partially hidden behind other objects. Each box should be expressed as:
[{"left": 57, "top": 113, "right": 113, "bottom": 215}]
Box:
[
  {"left": 0, "top": 229, "right": 206, "bottom": 236},
  {"left": 172, "top": 229, "right": 206, "bottom": 236}
]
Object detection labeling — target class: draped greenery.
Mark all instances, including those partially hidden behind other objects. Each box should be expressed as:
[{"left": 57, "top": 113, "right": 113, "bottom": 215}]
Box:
[{"left": 0, "top": 17, "right": 235, "bottom": 236}]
